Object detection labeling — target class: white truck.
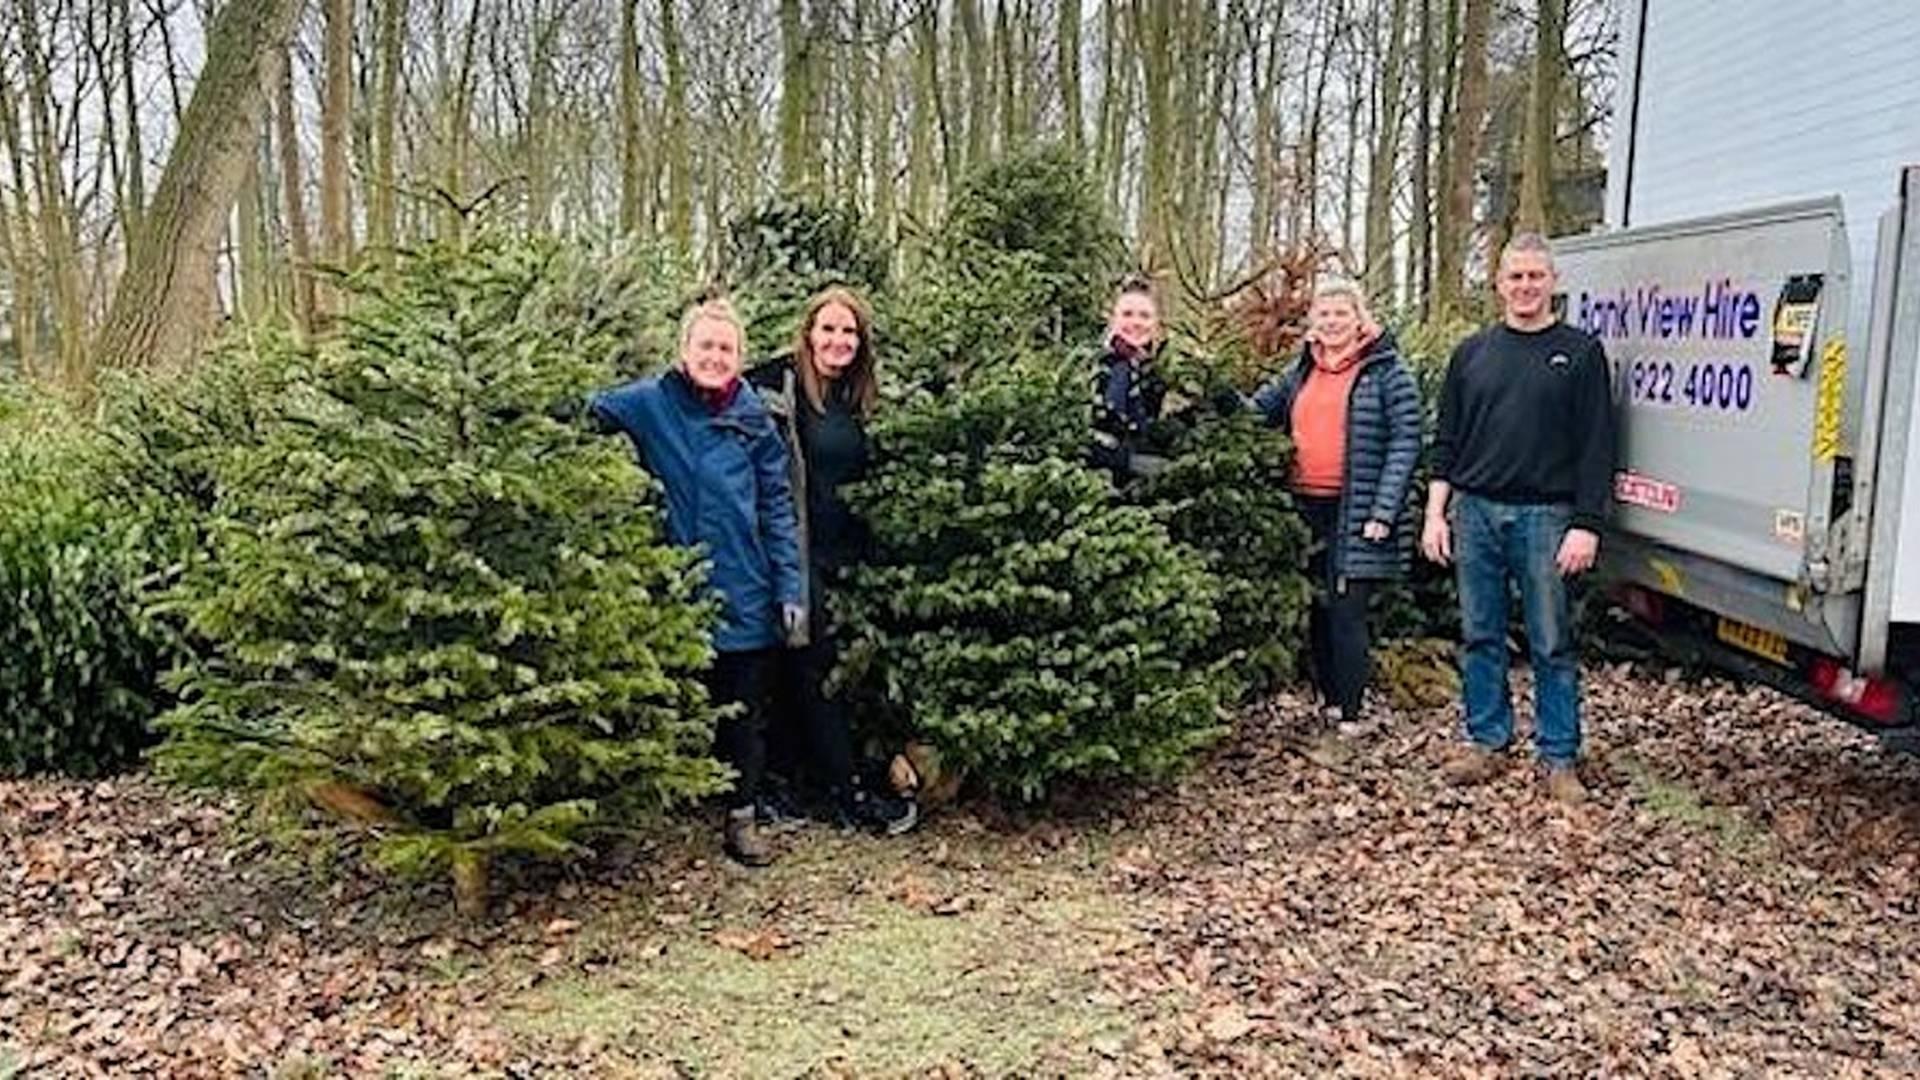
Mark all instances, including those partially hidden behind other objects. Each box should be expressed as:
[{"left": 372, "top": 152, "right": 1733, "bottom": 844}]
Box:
[{"left": 1551, "top": 0, "right": 1920, "bottom": 738}]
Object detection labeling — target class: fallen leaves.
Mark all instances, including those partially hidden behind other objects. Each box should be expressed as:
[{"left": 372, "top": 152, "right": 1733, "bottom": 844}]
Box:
[
  {"left": 710, "top": 926, "right": 795, "bottom": 961},
  {"left": 3, "top": 665, "right": 1918, "bottom": 1075},
  {"left": 1097, "top": 666, "right": 1920, "bottom": 1075}
]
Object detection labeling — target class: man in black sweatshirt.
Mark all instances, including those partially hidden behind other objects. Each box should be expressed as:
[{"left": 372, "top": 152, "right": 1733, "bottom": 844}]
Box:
[{"left": 1421, "top": 232, "right": 1617, "bottom": 804}]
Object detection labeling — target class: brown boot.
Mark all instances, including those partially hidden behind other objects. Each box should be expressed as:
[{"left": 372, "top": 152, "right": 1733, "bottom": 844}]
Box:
[
  {"left": 1441, "top": 744, "right": 1506, "bottom": 786},
  {"left": 1544, "top": 765, "right": 1588, "bottom": 806},
  {"left": 723, "top": 806, "right": 774, "bottom": 867}
]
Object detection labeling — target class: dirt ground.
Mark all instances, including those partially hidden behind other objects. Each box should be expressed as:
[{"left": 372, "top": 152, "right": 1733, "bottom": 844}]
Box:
[{"left": 5, "top": 664, "right": 1918, "bottom": 1078}]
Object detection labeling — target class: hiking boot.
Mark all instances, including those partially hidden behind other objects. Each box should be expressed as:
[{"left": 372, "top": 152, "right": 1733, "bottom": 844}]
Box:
[
  {"left": 1544, "top": 765, "right": 1588, "bottom": 806},
  {"left": 723, "top": 806, "right": 774, "bottom": 867},
  {"left": 1442, "top": 744, "right": 1506, "bottom": 786}
]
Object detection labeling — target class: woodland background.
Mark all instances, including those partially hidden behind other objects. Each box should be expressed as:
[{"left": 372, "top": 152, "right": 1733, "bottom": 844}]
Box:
[{"left": 1, "top": 0, "right": 1618, "bottom": 388}]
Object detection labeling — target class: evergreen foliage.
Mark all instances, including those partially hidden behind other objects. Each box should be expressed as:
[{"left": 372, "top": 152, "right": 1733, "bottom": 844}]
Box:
[
  {"left": 0, "top": 406, "right": 168, "bottom": 776},
  {"left": 1138, "top": 408, "right": 1314, "bottom": 695},
  {"left": 722, "top": 196, "right": 891, "bottom": 353},
  {"left": 835, "top": 352, "right": 1237, "bottom": 800},
  {"left": 150, "top": 237, "right": 728, "bottom": 876}
]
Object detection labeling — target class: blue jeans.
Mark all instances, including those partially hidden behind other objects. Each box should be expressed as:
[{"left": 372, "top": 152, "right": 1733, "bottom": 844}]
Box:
[{"left": 1452, "top": 493, "right": 1581, "bottom": 766}]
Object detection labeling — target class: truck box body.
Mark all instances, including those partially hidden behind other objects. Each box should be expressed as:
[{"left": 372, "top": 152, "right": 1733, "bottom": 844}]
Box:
[{"left": 1556, "top": 0, "right": 1920, "bottom": 731}]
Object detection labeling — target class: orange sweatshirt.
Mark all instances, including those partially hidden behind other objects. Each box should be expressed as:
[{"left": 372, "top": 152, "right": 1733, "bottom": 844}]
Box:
[{"left": 1290, "top": 340, "right": 1369, "bottom": 496}]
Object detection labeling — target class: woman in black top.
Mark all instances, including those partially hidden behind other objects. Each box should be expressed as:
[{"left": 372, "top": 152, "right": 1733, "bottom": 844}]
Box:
[
  {"left": 1090, "top": 276, "right": 1173, "bottom": 482},
  {"left": 748, "top": 287, "right": 915, "bottom": 835}
]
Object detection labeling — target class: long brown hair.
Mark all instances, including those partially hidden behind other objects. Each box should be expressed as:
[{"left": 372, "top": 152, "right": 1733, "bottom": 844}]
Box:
[{"left": 791, "top": 286, "right": 879, "bottom": 418}]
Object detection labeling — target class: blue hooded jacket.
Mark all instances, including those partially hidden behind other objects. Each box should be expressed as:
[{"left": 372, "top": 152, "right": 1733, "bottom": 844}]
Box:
[{"left": 593, "top": 371, "right": 805, "bottom": 652}]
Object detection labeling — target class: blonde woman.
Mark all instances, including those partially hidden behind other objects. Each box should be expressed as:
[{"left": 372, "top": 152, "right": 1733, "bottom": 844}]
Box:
[
  {"left": 1252, "top": 279, "right": 1423, "bottom": 742},
  {"left": 592, "top": 298, "right": 804, "bottom": 866}
]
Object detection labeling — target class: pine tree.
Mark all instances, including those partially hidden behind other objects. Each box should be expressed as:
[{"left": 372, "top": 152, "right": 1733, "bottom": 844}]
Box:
[
  {"left": 836, "top": 352, "right": 1236, "bottom": 800},
  {"left": 152, "top": 238, "right": 726, "bottom": 911}
]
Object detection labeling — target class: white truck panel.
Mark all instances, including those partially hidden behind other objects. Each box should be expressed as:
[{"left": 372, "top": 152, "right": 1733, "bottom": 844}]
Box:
[{"left": 1607, "top": 0, "right": 1920, "bottom": 622}]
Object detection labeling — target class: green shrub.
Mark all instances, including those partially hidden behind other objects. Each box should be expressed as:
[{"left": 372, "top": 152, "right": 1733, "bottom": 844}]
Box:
[
  {"left": 835, "top": 351, "right": 1236, "bottom": 800},
  {"left": 150, "top": 237, "right": 728, "bottom": 895},
  {"left": 0, "top": 406, "right": 169, "bottom": 776}
]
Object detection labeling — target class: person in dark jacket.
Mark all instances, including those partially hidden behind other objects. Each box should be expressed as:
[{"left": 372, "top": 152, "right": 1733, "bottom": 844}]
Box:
[
  {"left": 591, "top": 298, "right": 805, "bottom": 866},
  {"left": 1423, "top": 233, "right": 1617, "bottom": 805},
  {"left": 1090, "top": 275, "right": 1174, "bottom": 482},
  {"left": 1252, "top": 278, "right": 1423, "bottom": 750},
  {"left": 747, "top": 287, "right": 915, "bottom": 836}
]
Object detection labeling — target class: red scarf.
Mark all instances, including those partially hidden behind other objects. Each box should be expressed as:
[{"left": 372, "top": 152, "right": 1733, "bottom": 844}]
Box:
[{"left": 690, "top": 374, "right": 742, "bottom": 414}]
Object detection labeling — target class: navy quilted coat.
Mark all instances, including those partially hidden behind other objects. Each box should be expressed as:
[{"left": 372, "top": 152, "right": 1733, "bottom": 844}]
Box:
[{"left": 1251, "top": 332, "right": 1424, "bottom": 582}]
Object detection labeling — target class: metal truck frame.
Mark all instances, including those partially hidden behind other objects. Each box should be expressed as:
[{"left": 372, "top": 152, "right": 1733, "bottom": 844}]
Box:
[{"left": 1556, "top": 0, "right": 1920, "bottom": 740}]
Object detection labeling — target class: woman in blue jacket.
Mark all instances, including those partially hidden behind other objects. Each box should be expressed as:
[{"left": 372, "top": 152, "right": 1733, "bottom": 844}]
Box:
[
  {"left": 592, "top": 299, "right": 805, "bottom": 866},
  {"left": 1251, "top": 279, "right": 1423, "bottom": 753}
]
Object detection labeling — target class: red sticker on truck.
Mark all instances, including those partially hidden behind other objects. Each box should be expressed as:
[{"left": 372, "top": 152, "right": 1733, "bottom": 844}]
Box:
[{"left": 1615, "top": 471, "right": 1681, "bottom": 513}]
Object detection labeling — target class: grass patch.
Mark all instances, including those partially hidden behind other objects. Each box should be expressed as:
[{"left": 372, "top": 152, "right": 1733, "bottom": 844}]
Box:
[
  {"left": 502, "top": 834, "right": 1138, "bottom": 1077},
  {"left": 1616, "top": 755, "right": 1773, "bottom": 862}
]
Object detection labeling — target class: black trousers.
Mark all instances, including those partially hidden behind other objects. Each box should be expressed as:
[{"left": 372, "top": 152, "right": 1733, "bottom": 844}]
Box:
[
  {"left": 769, "top": 572, "right": 859, "bottom": 796},
  {"left": 708, "top": 648, "right": 774, "bottom": 810},
  {"left": 783, "top": 633, "right": 858, "bottom": 793},
  {"left": 1299, "top": 495, "right": 1374, "bottom": 722}
]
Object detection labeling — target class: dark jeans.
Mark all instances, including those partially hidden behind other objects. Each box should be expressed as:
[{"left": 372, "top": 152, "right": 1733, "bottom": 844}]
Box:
[
  {"left": 1299, "top": 494, "right": 1374, "bottom": 722},
  {"left": 709, "top": 648, "right": 774, "bottom": 810},
  {"left": 1451, "top": 493, "right": 1581, "bottom": 766}
]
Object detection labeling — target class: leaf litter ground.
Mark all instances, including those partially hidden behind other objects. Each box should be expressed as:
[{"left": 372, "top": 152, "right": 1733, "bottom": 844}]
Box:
[{"left": 4, "top": 663, "right": 1918, "bottom": 1077}]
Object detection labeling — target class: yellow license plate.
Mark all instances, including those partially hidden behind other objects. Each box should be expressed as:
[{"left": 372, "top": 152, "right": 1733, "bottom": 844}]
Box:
[{"left": 1716, "top": 617, "right": 1789, "bottom": 664}]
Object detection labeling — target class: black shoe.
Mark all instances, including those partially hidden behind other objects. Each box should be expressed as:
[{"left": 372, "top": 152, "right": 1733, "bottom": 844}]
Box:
[
  {"left": 756, "top": 784, "right": 811, "bottom": 833},
  {"left": 843, "top": 789, "right": 919, "bottom": 837}
]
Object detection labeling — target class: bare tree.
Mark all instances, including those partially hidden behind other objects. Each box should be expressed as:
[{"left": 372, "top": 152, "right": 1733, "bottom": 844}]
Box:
[{"left": 94, "top": 0, "right": 308, "bottom": 373}]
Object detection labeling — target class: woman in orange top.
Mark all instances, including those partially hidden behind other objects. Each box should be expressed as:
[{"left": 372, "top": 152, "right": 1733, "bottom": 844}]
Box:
[{"left": 1252, "top": 279, "right": 1423, "bottom": 739}]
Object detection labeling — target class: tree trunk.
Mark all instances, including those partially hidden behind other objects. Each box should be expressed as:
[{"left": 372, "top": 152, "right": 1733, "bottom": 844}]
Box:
[
  {"left": 995, "top": 1, "right": 1016, "bottom": 153},
  {"left": 369, "top": 0, "right": 406, "bottom": 260},
  {"left": 525, "top": 0, "right": 561, "bottom": 232},
  {"left": 443, "top": 0, "right": 485, "bottom": 240},
  {"left": 274, "top": 52, "right": 317, "bottom": 334},
  {"left": 1411, "top": 0, "right": 1433, "bottom": 313},
  {"left": 15, "top": 0, "right": 89, "bottom": 386},
  {"left": 1058, "top": 0, "right": 1083, "bottom": 155},
  {"left": 1246, "top": 2, "right": 1284, "bottom": 262},
  {"left": 118, "top": 0, "right": 145, "bottom": 252},
  {"left": 777, "top": 0, "right": 809, "bottom": 189},
  {"left": 1131, "top": 0, "right": 1174, "bottom": 267},
  {"left": 660, "top": 0, "right": 693, "bottom": 251},
  {"left": 909, "top": 4, "right": 941, "bottom": 227},
  {"left": 1096, "top": 0, "right": 1125, "bottom": 207},
  {"left": 1364, "top": 0, "right": 1409, "bottom": 298},
  {"left": 0, "top": 63, "right": 43, "bottom": 375},
  {"left": 319, "top": 0, "right": 354, "bottom": 319},
  {"left": 617, "top": 0, "right": 644, "bottom": 233},
  {"left": 1296, "top": 0, "right": 1340, "bottom": 246},
  {"left": 1518, "top": 0, "right": 1565, "bottom": 233},
  {"left": 957, "top": 0, "right": 988, "bottom": 170},
  {"left": 1434, "top": 0, "right": 1489, "bottom": 317},
  {"left": 94, "top": 0, "right": 307, "bottom": 374},
  {"left": 871, "top": 17, "right": 897, "bottom": 241}
]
